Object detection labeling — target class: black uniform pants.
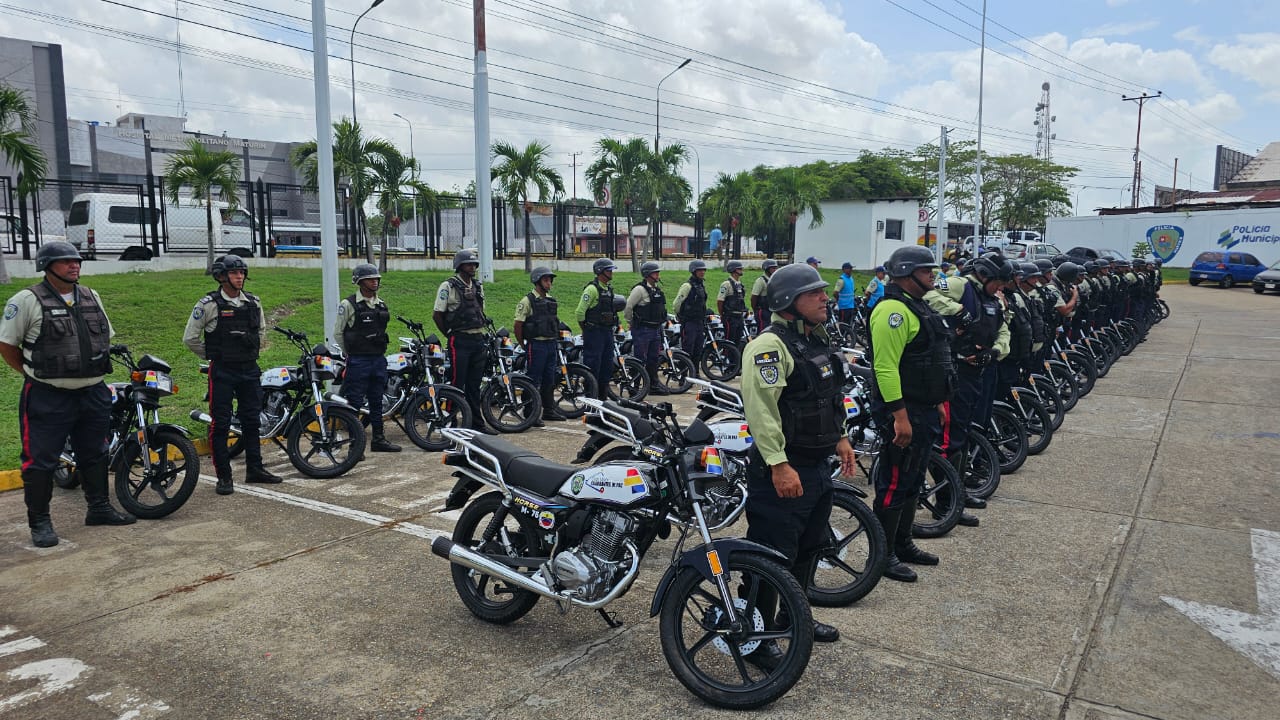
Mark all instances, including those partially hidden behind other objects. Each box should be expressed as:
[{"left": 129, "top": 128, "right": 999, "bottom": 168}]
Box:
[
  {"left": 208, "top": 360, "right": 263, "bottom": 477},
  {"left": 20, "top": 379, "right": 112, "bottom": 521},
  {"left": 580, "top": 325, "right": 615, "bottom": 400},
  {"left": 872, "top": 404, "right": 938, "bottom": 511},
  {"left": 343, "top": 354, "right": 388, "bottom": 434},
  {"left": 680, "top": 319, "right": 705, "bottom": 358},
  {"left": 946, "top": 363, "right": 983, "bottom": 468},
  {"left": 448, "top": 332, "right": 487, "bottom": 426}
]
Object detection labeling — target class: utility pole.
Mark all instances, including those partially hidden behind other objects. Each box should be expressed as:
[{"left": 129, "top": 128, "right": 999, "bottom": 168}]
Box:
[
  {"left": 570, "top": 151, "right": 581, "bottom": 254},
  {"left": 935, "top": 127, "right": 949, "bottom": 265},
  {"left": 1170, "top": 157, "right": 1179, "bottom": 205},
  {"left": 974, "top": 0, "right": 987, "bottom": 247},
  {"left": 570, "top": 151, "right": 581, "bottom": 200},
  {"left": 473, "top": 0, "right": 494, "bottom": 282},
  {"left": 1123, "top": 91, "right": 1161, "bottom": 208}
]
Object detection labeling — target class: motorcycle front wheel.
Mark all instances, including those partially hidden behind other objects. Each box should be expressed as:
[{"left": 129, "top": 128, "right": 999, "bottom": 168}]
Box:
[
  {"left": 403, "top": 385, "right": 472, "bottom": 451},
  {"left": 809, "top": 486, "right": 887, "bottom": 607},
  {"left": 450, "top": 492, "right": 542, "bottom": 624},
  {"left": 911, "top": 452, "right": 963, "bottom": 539},
  {"left": 114, "top": 429, "right": 200, "bottom": 519},
  {"left": 656, "top": 350, "right": 695, "bottom": 394},
  {"left": 607, "top": 356, "right": 650, "bottom": 402},
  {"left": 285, "top": 406, "right": 365, "bottom": 478},
  {"left": 480, "top": 375, "right": 541, "bottom": 433},
  {"left": 555, "top": 363, "right": 599, "bottom": 420},
  {"left": 659, "top": 552, "right": 814, "bottom": 710},
  {"left": 700, "top": 342, "right": 742, "bottom": 381}
]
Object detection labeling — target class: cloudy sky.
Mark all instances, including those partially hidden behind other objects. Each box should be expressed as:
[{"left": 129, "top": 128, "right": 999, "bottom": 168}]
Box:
[{"left": 0, "top": 0, "right": 1275, "bottom": 217}]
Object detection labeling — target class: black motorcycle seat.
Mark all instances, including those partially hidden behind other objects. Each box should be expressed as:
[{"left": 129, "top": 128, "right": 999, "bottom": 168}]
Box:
[
  {"left": 463, "top": 433, "right": 576, "bottom": 498},
  {"left": 846, "top": 363, "right": 874, "bottom": 381},
  {"left": 601, "top": 403, "right": 660, "bottom": 441}
]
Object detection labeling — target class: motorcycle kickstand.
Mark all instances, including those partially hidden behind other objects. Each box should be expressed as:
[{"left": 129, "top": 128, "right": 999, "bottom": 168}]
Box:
[{"left": 596, "top": 609, "right": 624, "bottom": 629}]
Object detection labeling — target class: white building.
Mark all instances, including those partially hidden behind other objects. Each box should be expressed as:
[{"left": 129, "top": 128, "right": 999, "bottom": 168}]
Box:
[{"left": 793, "top": 198, "right": 925, "bottom": 269}]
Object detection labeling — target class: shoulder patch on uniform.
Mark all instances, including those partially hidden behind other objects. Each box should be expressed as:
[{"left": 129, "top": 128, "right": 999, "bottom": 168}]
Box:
[
  {"left": 438, "top": 287, "right": 450, "bottom": 300},
  {"left": 4, "top": 303, "right": 17, "bottom": 320},
  {"left": 936, "top": 277, "right": 948, "bottom": 290},
  {"left": 759, "top": 365, "right": 780, "bottom": 385},
  {"left": 888, "top": 312, "right": 904, "bottom": 328},
  {"left": 753, "top": 350, "right": 780, "bottom": 365},
  {"left": 582, "top": 291, "right": 591, "bottom": 302},
  {"left": 191, "top": 306, "right": 203, "bottom": 320}
]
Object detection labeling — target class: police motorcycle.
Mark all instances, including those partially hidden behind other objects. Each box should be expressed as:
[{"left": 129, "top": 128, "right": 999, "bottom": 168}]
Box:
[
  {"left": 654, "top": 316, "right": 696, "bottom": 393},
  {"left": 191, "top": 327, "right": 366, "bottom": 478},
  {"left": 379, "top": 315, "right": 472, "bottom": 451},
  {"left": 471, "top": 321, "right": 542, "bottom": 432},
  {"left": 600, "top": 329, "right": 651, "bottom": 402},
  {"left": 510, "top": 321, "right": 599, "bottom": 419},
  {"left": 54, "top": 344, "right": 200, "bottom": 519},
  {"left": 433, "top": 397, "right": 815, "bottom": 709},
  {"left": 690, "top": 313, "right": 743, "bottom": 381}
]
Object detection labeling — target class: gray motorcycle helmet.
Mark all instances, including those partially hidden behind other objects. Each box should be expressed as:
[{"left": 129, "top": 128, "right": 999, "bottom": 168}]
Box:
[
  {"left": 35, "top": 241, "right": 83, "bottom": 272},
  {"left": 1056, "top": 261, "right": 1083, "bottom": 284},
  {"left": 688, "top": 259, "right": 707, "bottom": 273},
  {"left": 885, "top": 245, "right": 938, "bottom": 278},
  {"left": 351, "top": 263, "right": 381, "bottom": 284},
  {"left": 761, "top": 259, "right": 779, "bottom": 272},
  {"left": 453, "top": 248, "right": 480, "bottom": 271},
  {"left": 767, "top": 263, "right": 829, "bottom": 312},
  {"left": 1019, "top": 261, "right": 1042, "bottom": 279},
  {"left": 726, "top": 260, "right": 744, "bottom": 274},
  {"left": 209, "top": 254, "right": 249, "bottom": 280},
  {"left": 592, "top": 257, "right": 616, "bottom": 275},
  {"left": 640, "top": 261, "right": 661, "bottom": 278},
  {"left": 531, "top": 266, "right": 556, "bottom": 284}
]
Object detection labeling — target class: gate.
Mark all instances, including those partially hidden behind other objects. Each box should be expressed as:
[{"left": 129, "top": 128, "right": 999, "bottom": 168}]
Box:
[{"left": 30, "top": 178, "right": 151, "bottom": 259}]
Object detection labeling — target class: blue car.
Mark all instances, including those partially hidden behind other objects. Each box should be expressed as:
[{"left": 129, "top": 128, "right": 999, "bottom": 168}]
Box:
[{"left": 1189, "top": 250, "right": 1268, "bottom": 288}]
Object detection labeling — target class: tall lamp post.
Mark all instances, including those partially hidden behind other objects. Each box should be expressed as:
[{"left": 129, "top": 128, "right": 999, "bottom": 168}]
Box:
[
  {"left": 349, "top": 0, "right": 385, "bottom": 263},
  {"left": 655, "top": 58, "right": 692, "bottom": 153},
  {"left": 393, "top": 111, "right": 415, "bottom": 176}
]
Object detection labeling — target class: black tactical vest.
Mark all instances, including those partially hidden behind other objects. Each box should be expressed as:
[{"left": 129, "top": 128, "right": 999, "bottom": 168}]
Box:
[
  {"left": 678, "top": 277, "right": 708, "bottom": 323},
  {"left": 1035, "top": 284, "right": 1061, "bottom": 331},
  {"left": 870, "top": 285, "right": 954, "bottom": 405},
  {"left": 1006, "top": 294, "right": 1033, "bottom": 359},
  {"left": 24, "top": 280, "right": 112, "bottom": 380},
  {"left": 444, "top": 276, "right": 486, "bottom": 334},
  {"left": 343, "top": 294, "right": 390, "bottom": 355},
  {"left": 523, "top": 292, "right": 559, "bottom": 339},
  {"left": 583, "top": 280, "right": 617, "bottom": 328},
  {"left": 766, "top": 321, "right": 845, "bottom": 464},
  {"left": 723, "top": 279, "right": 747, "bottom": 314},
  {"left": 632, "top": 282, "right": 666, "bottom": 327},
  {"left": 204, "top": 290, "right": 261, "bottom": 364},
  {"left": 954, "top": 278, "right": 1001, "bottom": 359},
  {"left": 1022, "top": 290, "right": 1046, "bottom": 345}
]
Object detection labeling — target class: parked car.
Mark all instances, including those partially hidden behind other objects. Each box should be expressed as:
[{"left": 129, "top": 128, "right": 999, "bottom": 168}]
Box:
[
  {"left": 1251, "top": 260, "right": 1280, "bottom": 294},
  {"left": 1006, "top": 241, "right": 1063, "bottom": 262},
  {"left": 1005, "top": 230, "right": 1043, "bottom": 244},
  {"left": 1065, "top": 246, "right": 1129, "bottom": 262},
  {"left": 1189, "top": 250, "right": 1268, "bottom": 288}
]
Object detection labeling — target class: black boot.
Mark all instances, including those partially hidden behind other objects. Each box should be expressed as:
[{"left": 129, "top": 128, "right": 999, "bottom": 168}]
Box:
[
  {"left": 873, "top": 505, "right": 917, "bottom": 582},
  {"left": 215, "top": 473, "right": 234, "bottom": 496},
  {"left": 370, "top": 432, "right": 402, "bottom": 453},
  {"left": 23, "top": 470, "right": 59, "bottom": 547},
  {"left": 81, "top": 461, "right": 136, "bottom": 526},
  {"left": 897, "top": 499, "right": 939, "bottom": 566},
  {"left": 646, "top": 365, "right": 669, "bottom": 395},
  {"left": 541, "top": 386, "right": 567, "bottom": 421},
  {"left": 246, "top": 465, "right": 284, "bottom": 484}
]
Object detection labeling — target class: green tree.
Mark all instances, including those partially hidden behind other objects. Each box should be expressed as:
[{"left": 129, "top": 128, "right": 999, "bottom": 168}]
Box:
[
  {"left": 638, "top": 142, "right": 691, "bottom": 262},
  {"left": 700, "top": 171, "right": 758, "bottom": 262},
  {"left": 585, "top": 137, "right": 651, "bottom": 272},
  {"left": 490, "top": 139, "right": 565, "bottom": 272},
  {"left": 0, "top": 83, "right": 49, "bottom": 284},
  {"left": 290, "top": 118, "right": 400, "bottom": 263},
  {"left": 983, "top": 154, "right": 1077, "bottom": 231},
  {"left": 759, "top": 166, "right": 825, "bottom": 256},
  {"left": 367, "top": 147, "right": 433, "bottom": 272},
  {"left": 163, "top": 139, "right": 242, "bottom": 270}
]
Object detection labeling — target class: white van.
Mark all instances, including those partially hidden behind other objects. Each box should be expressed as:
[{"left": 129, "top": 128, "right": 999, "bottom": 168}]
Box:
[
  {"left": 65, "top": 193, "right": 256, "bottom": 260},
  {"left": 1004, "top": 230, "right": 1042, "bottom": 244}
]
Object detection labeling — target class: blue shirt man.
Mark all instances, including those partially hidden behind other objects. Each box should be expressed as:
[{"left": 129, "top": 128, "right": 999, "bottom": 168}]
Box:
[
  {"left": 709, "top": 225, "right": 723, "bottom": 253},
  {"left": 865, "top": 266, "right": 887, "bottom": 308}
]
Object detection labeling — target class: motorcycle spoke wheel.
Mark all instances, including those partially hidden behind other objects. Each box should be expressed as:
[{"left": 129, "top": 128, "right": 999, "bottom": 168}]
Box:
[
  {"left": 911, "top": 452, "right": 962, "bottom": 538},
  {"left": 659, "top": 553, "right": 813, "bottom": 710},
  {"left": 1014, "top": 394, "right": 1053, "bottom": 455},
  {"left": 809, "top": 488, "right": 887, "bottom": 606},
  {"left": 404, "top": 386, "right": 472, "bottom": 451},
  {"left": 114, "top": 430, "right": 200, "bottom": 519},
  {"left": 480, "top": 376, "right": 541, "bottom": 433},
  {"left": 450, "top": 493, "right": 541, "bottom": 624},
  {"left": 285, "top": 407, "right": 365, "bottom": 479},
  {"left": 961, "top": 430, "right": 1002, "bottom": 500},
  {"left": 657, "top": 352, "right": 695, "bottom": 394},
  {"left": 988, "top": 406, "right": 1029, "bottom": 475}
]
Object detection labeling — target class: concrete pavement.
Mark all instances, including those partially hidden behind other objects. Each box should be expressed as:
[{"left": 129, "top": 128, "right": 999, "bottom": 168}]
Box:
[{"left": 2, "top": 283, "right": 1278, "bottom": 719}]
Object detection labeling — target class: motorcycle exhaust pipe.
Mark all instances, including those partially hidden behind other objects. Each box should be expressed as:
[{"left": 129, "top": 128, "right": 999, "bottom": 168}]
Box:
[{"left": 431, "top": 537, "right": 559, "bottom": 600}]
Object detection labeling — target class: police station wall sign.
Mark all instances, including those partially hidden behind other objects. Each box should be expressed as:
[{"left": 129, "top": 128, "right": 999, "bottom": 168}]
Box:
[{"left": 1147, "top": 225, "right": 1184, "bottom": 263}]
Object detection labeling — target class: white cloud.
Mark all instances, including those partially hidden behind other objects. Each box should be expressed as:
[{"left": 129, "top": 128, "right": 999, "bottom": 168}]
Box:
[
  {"left": 1173, "top": 25, "right": 1209, "bottom": 47},
  {"left": 1208, "top": 33, "right": 1280, "bottom": 100},
  {"left": 1083, "top": 20, "right": 1160, "bottom": 38}
]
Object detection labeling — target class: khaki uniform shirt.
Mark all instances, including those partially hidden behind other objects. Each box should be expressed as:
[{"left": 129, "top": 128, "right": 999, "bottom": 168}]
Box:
[
  {"left": 183, "top": 289, "right": 268, "bottom": 361},
  {"left": 0, "top": 284, "right": 115, "bottom": 390},
  {"left": 749, "top": 275, "right": 769, "bottom": 305},
  {"left": 433, "top": 277, "right": 486, "bottom": 334},
  {"left": 623, "top": 281, "right": 662, "bottom": 327},
  {"left": 332, "top": 293, "right": 385, "bottom": 354}
]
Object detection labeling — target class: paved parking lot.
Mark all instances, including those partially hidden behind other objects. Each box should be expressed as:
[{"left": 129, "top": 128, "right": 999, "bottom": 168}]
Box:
[{"left": 2, "top": 283, "right": 1278, "bottom": 719}]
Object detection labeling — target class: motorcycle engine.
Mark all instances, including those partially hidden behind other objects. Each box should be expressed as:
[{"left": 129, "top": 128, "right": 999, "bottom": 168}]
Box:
[
  {"left": 551, "top": 510, "right": 635, "bottom": 601},
  {"left": 261, "top": 391, "right": 290, "bottom": 431}
]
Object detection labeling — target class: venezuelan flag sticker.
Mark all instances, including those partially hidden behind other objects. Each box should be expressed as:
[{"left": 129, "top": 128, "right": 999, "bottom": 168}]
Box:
[{"left": 624, "top": 467, "right": 646, "bottom": 494}]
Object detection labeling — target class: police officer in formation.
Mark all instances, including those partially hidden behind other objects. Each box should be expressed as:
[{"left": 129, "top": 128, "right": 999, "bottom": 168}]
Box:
[
  {"left": 866, "top": 246, "right": 954, "bottom": 582},
  {"left": 575, "top": 258, "right": 620, "bottom": 400},
  {"left": 624, "top": 261, "right": 669, "bottom": 395},
  {"left": 741, "top": 262, "right": 855, "bottom": 667},
  {"left": 833, "top": 262, "right": 857, "bottom": 324},
  {"left": 0, "top": 242, "right": 136, "bottom": 547},
  {"left": 716, "top": 260, "right": 749, "bottom": 345},
  {"left": 750, "top": 259, "right": 779, "bottom": 334},
  {"left": 184, "top": 254, "right": 283, "bottom": 495},
  {"left": 515, "top": 266, "right": 567, "bottom": 425},
  {"left": 673, "top": 259, "right": 710, "bottom": 358},
  {"left": 433, "top": 248, "right": 497, "bottom": 434},
  {"left": 333, "top": 263, "right": 400, "bottom": 453}
]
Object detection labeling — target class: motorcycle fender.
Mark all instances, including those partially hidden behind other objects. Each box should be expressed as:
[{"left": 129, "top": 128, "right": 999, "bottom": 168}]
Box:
[
  {"left": 648, "top": 538, "right": 788, "bottom": 617},
  {"left": 146, "top": 422, "right": 193, "bottom": 439},
  {"left": 284, "top": 401, "right": 355, "bottom": 434},
  {"left": 444, "top": 475, "right": 483, "bottom": 510},
  {"left": 832, "top": 479, "right": 868, "bottom": 499},
  {"left": 991, "top": 400, "right": 1014, "bottom": 413}
]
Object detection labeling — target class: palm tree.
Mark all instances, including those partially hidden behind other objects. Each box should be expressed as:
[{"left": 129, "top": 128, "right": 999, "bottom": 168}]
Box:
[
  {"left": 700, "top": 171, "right": 757, "bottom": 263},
  {"left": 290, "top": 118, "right": 400, "bottom": 263},
  {"left": 638, "top": 142, "right": 691, "bottom": 262},
  {"left": 163, "top": 139, "right": 242, "bottom": 270},
  {"left": 490, "top": 139, "right": 565, "bottom": 273},
  {"left": 366, "top": 147, "right": 434, "bottom": 272},
  {"left": 760, "top": 167, "right": 825, "bottom": 257},
  {"left": 585, "top": 137, "right": 650, "bottom": 272},
  {"left": 0, "top": 83, "right": 49, "bottom": 284}
]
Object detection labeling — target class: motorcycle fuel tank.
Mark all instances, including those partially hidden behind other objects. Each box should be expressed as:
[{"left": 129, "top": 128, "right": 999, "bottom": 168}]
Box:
[
  {"left": 708, "top": 421, "right": 753, "bottom": 454},
  {"left": 261, "top": 366, "right": 295, "bottom": 388},
  {"left": 560, "top": 462, "right": 657, "bottom": 506},
  {"left": 385, "top": 353, "right": 410, "bottom": 371}
]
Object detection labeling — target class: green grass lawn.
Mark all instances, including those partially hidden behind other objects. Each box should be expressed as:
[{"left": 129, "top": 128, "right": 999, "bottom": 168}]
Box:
[{"left": 0, "top": 264, "right": 870, "bottom": 470}]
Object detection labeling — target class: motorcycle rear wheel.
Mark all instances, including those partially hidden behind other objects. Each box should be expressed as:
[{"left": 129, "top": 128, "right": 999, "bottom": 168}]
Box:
[{"left": 450, "top": 492, "right": 542, "bottom": 624}]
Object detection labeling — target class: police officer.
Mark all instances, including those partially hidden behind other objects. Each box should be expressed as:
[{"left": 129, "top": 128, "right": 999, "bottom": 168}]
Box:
[
  {"left": 998, "top": 260, "right": 1035, "bottom": 397},
  {"left": 624, "top": 261, "right": 669, "bottom": 395},
  {"left": 864, "top": 265, "right": 887, "bottom": 309},
  {"left": 741, "top": 262, "right": 855, "bottom": 666},
  {"left": 433, "top": 248, "right": 497, "bottom": 434},
  {"left": 673, "top": 259, "right": 710, "bottom": 359},
  {"left": 575, "top": 258, "right": 619, "bottom": 400},
  {"left": 867, "top": 246, "right": 954, "bottom": 582},
  {"left": 184, "top": 254, "right": 283, "bottom": 495},
  {"left": 1017, "top": 262, "right": 1048, "bottom": 369},
  {"left": 333, "top": 263, "right": 400, "bottom": 453},
  {"left": 750, "top": 259, "right": 779, "bottom": 334},
  {"left": 0, "top": 241, "right": 135, "bottom": 547},
  {"left": 716, "top": 260, "right": 748, "bottom": 345},
  {"left": 515, "top": 266, "right": 567, "bottom": 425},
  {"left": 833, "top": 262, "right": 857, "bottom": 324}
]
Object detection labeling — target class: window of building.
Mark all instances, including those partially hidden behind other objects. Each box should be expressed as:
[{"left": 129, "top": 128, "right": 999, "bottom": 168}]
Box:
[{"left": 884, "top": 219, "right": 904, "bottom": 240}]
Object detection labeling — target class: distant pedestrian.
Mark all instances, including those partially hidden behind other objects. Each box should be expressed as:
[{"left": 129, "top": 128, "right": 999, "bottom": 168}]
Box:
[{"left": 834, "top": 262, "right": 857, "bottom": 324}]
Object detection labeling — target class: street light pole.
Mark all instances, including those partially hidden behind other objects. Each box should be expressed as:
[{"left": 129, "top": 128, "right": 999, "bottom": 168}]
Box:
[
  {"left": 393, "top": 111, "right": 415, "bottom": 176},
  {"left": 349, "top": 0, "right": 385, "bottom": 264},
  {"left": 655, "top": 58, "right": 691, "bottom": 153}
]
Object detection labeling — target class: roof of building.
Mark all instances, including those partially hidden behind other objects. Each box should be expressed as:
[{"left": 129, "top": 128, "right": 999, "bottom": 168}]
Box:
[
  {"left": 1225, "top": 141, "right": 1280, "bottom": 188},
  {"left": 1097, "top": 187, "right": 1280, "bottom": 215}
]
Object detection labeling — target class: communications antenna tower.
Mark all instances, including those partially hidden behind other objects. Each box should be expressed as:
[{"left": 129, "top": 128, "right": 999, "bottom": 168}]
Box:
[{"left": 1034, "top": 82, "right": 1055, "bottom": 162}]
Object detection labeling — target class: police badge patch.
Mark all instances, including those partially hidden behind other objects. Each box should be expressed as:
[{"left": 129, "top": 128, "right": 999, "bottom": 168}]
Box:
[
  {"left": 191, "top": 306, "right": 203, "bottom": 320},
  {"left": 4, "top": 303, "right": 18, "bottom": 320},
  {"left": 936, "top": 277, "right": 948, "bottom": 290},
  {"left": 759, "top": 365, "right": 780, "bottom": 385},
  {"left": 888, "top": 312, "right": 904, "bottom": 328},
  {"left": 438, "top": 288, "right": 450, "bottom": 301}
]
